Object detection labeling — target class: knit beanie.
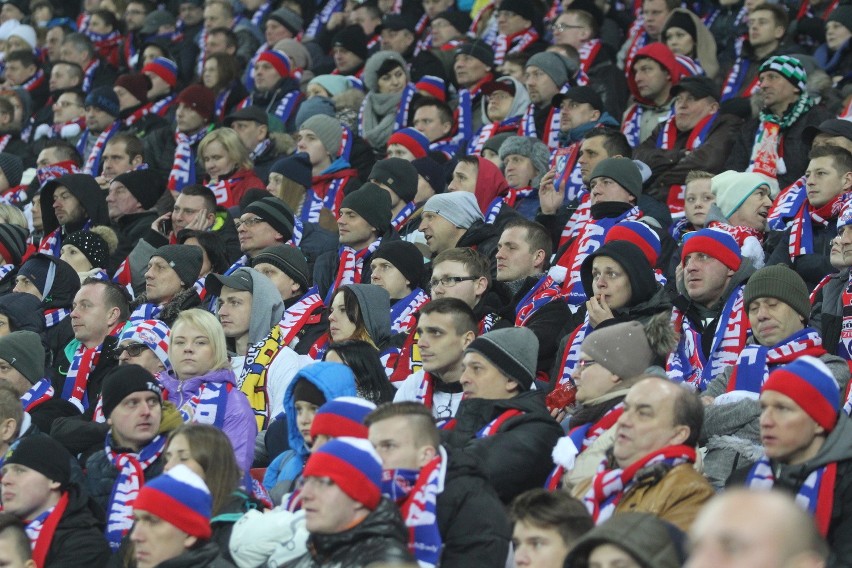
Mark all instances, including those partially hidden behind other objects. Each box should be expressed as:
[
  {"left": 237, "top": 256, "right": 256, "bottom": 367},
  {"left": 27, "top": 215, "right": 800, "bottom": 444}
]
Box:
[
  {"left": 433, "top": 9, "right": 472, "bottom": 35},
  {"left": 759, "top": 55, "right": 808, "bottom": 94},
  {"left": 0, "top": 330, "right": 44, "bottom": 385},
  {"left": 268, "top": 6, "right": 303, "bottom": 35},
  {"left": 300, "top": 115, "right": 343, "bottom": 158},
  {"left": 176, "top": 84, "right": 215, "bottom": 122},
  {"left": 134, "top": 464, "right": 212, "bottom": 539},
  {"left": 118, "top": 319, "right": 172, "bottom": 373},
  {"left": 8, "top": 24, "right": 35, "bottom": 49},
  {"left": 526, "top": 52, "right": 574, "bottom": 90},
  {"left": 142, "top": 57, "right": 178, "bottom": 88},
  {"left": 0, "top": 223, "right": 27, "bottom": 264},
  {"left": 258, "top": 50, "right": 292, "bottom": 79},
  {"left": 251, "top": 244, "right": 310, "bottom": 292},
  {"left": 310, "top": 396, "right": 377, "bottom": 439},
  {"left": 371, "top": 241, "right": 425, "bottom": 288},
  {"left": 581, "top": 240, "right": 658, "bottom": 306},
  {"left": 0, "top": 152, "right": 22, "bottom": 187},
  {"left": 363, "top": 51, "right": 407, "bottom": 93},
  {"left": 332, "top": 24, "right": 369, "bottom": 62},
  {"left": 4, "top": 434, "right": 72, "bottom": 487},
  {"left": 293, "top": 378, "right": 326, "bottom": 407},
  {"left": 465, "top": 327, "right": 539, "bottom": 391},
  {"left": 662, "top": 10, "right": 696, "bottom": 42},
  {"left": 340, "top": 183, "right": 392, "bottom": 234},
  {"left": 244, "top": 196, "right": 295, "bottom": 242},
  {"left": 415, "top": 75, "right": 446, "bottom": 102},
  {"left": 605, "top": 220, "right": 661, "bottom": 266},
  {"left": 412, "top": 157, "right": 446, "bottom": 196},
  {"left": 64, "top": 230, "right": 109, "bottom": 270},
  {"left": 309, "top": 74, "right": 350, "bottom": 97},
  {"left": 482, "top": 131, "right": 515, "bottom": 157},
  {"left": 115, "top": 73, "right": 151, "bottom": 104},
  {"left": 498, "top": 136, "right": 550, "bottom": 185},
  {"left": 271, "top": 153, "right": 312, "bottom": 188},
  {"left": 762, "top": 356, "right": 840, "bottom": 432},
  {"left": 456, "top": 39, "right": 494, "bottom": 68},
  {"left": 113, "top": 170, "right": 164, "bottom": 210},
  {"left": 85, "top": 86, "right": 120, "bottom": 117},
  {"left": 150, "top": 245, "right": 202, "bottom": 287},
  {"left": 302, "top": 437, "right": 383, "bottom": 510},
  {"left": 387, "top": 128, "right": 429, "bottom": 160},
  {"left": 370, "top": 158, "right": 418, "bottom": 203},
  {"left": 423, "top": 192, "right": 483, "bottom": 229},
  {"left": 589, "top": 157, "right": 643, "bottom": 199},
  {"left": 711, "top": 170, "right": 775, "bottom": 218},
  {"left": 17, "top": 255, "right": 51, "bottom": 295},
  {"left": 294, "top": 96, "right": 336, "bottom": 129},
  {"left": 100, "top": 364, "right": 162, "bottom": 419},
  {"left": 581, "top": 320, "right": 654, "bottom": 380},
  {"left": 830, "top": 4, "right": 852, "bottom": 33},
  {"left": 500, "top": 0, "right": 536, "bottom": 22},
  {"left": 681, "top": 228, "right": 742, "bottom": 270},
  {"left": 743, "top": 265, "right": 810, "bottom": 322}
]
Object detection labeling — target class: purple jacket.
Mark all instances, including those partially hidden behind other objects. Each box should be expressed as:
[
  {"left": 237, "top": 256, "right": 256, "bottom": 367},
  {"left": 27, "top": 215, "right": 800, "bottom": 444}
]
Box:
[{"left": 160, "top": 367, "right": 257, "bottom": 473}]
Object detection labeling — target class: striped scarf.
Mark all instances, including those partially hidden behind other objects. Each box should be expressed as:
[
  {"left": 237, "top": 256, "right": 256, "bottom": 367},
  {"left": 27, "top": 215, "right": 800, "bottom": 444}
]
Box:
[
  {"left": 183, "top": 381, "right": 231, "bottom": 428},
  {"left": 82, "top": 122, "right": 120, "bottom": 175},
  {"left": 767, "top": 176, "right": 807, "bottom": 231},
  {"left": 278, "top": 287, "right": 325, "bottom": 348},
  {"left": 61, "top": 322, "right": 124, "bottom": 412},
  {"left": 149, "top": 94, "right": 175, "bottom": 117},
  {"left": 82, "top": 59, "right": 100, "bottom": 92},
  {"left": 519, "top": 103, "right": 561, "bottom": 150},
  {"left": 749, "top": 94, "right": 815, "bottom": 181},
  {"left": 493, "top": 28, "right": 540, "bottom": 66},
  {"left": 27, "top": 493, "right": 68, "bottom": 568},
  {"left": 167, "top": 128, "right": 208, "bottom": 192},
  {"left": 556, "top": 314, "right": 591, "bottom": 386},
  {"left": 44, "top": 308, "right": 70, "bottom": 328},
  {"left": 787, "top": 193, "right": 849, "bottom": 259},
  {"left": 657, "top": 113, "right": 718, "bottom": 216},
  {"left": 324, "top": 239, "right": 382, "bottom": 305},
  {"left": 391, "top": 288, "right": 429, "bottom": 334},
  {"left": 720, "top": 56, "right": 758, "bottom": 101},
  {"left": 553, "top": 143, "right": 585, "bottom": 203},
  {"left": 391, "top": 201, "right": 417, "bottom": 232},
  {"left": 20, "top": 378, "right": 54, "bottom": 412},
  {"left": 238, "top": 325, "right": 284, "bottom": 430},
  {"left": 727, "top": 329, "right": 826, "bottom": 394},
  {"left": 559, "top": 193, "right": 592, "bottom": 247},
  {"left": 515, "top": 269, "right": 565, "bottom": 326}
]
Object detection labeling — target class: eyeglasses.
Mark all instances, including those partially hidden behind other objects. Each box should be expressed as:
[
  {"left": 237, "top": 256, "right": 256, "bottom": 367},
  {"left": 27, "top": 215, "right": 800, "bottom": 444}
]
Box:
[
  {"left": 429, "top": 275, "right": 477, "bottom": 289},
  {"left": 576, "top": 359, "right": 598, "bottom": 371},
  {"left": 298, "top": 476, "right": 336, "bottom": 490},
  {"left": 116, "top": 343, "right": 149, "bottom": 358},
  {"left": 551, "top": 23, "right": 586, "bottom": 32},
  {"left": 235, "top": 217, "right": 266, "bottom": 229}
]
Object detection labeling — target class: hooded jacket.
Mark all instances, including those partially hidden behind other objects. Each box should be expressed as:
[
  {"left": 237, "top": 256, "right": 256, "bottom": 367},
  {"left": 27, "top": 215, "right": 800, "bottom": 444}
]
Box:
[
  {"left": 40, "top": 174, "right": 110, "bottom": 236},
  {"left": 43, "top": 483, "right": 112, "bottom": 568},
  {"left": 155, "top": 541, "right": 236, "bottom": 567},
  {"left": 624, "top": 43, "right": 681, "bottom": 145},
  {"left": 472, "top": 156, "right": 511, "bottom": 215},
  {"left": 160, "top": 367, "right": 257, "bottom": 473},
  {"left": 263, "top": 362, "right": 357, "bottom": 492},
  {"left": 348, "top": 283, "right": 392, "bottom": 348},
  {"left": 662, "top": 8, "right": 720, "bottom": 79},
  {"left": 477, "top": 76, "right": 530, "bottom": 125},
  {"left": 0, "top": 292, "right": 45, "bottom": 335}
]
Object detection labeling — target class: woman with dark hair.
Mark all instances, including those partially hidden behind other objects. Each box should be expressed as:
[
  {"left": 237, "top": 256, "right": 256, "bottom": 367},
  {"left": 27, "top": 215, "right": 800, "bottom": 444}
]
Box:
[
  {"left": 324, "top": 339, "right": 395, "bottom": 403},
  {"left": 178, "top": 229, "right": 230, "bottom": 276},
  {"left": 310, "top": 284, "right": 392, "bottom": 359},
  {"left": 202, "top": 52, "right": 249, "bottom": 123}
]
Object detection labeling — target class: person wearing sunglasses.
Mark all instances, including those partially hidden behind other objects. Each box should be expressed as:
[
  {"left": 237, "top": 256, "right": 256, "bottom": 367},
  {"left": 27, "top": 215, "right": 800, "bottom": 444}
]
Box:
[{"left": 115, "top": 319, "right": 172, "bottom": 376}]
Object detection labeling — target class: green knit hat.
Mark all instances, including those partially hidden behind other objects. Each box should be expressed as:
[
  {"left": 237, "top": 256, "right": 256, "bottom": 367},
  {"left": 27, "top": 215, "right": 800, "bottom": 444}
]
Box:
[
  {"left": 743, "top": 265, "right": 810, "bottom": 322},
  {"left": 758, "top": 55, "right": 807, "bottom": 93}
]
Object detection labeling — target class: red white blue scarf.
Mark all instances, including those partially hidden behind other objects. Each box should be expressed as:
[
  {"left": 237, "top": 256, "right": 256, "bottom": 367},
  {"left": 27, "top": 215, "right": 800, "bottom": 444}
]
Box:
[
  {"left": 20, "top": 378, "right": 54, "bottom": 412},
  {"left": 44, "top": 308, "right": 70, "bottom": 328},
  {"left": 666, "top": 285, "right": 749, "bottom": 391},
  {"left": 623, "top": 30, "right": 649, "bottom": 73},
  {"left": 168, "top": 128, "right": 208, "bottom": 192},
  {"left": 278, "top": 287, "right": 325, "bottom": 349},
  {"left": 559, "top": 193, "right": 592, "bottom": 247},
  {"left": 656, "top": 113, "right": 718, "bottom": 216},
  {"left": 21, "top": 68, "right": 45, "bottom": 94},
  {"left": 61, "top": 322, "right": 124, "bottom": 412},
  {"left": 768, "top": 176, "right": 807, "bottom": 231},
  {"left": 479, "top": 313, "right": 499, "bottom": 335},
  {"left": 556, "top": 314, "right": 591, "bottom": 387},
  {"left": 40, "top": 219, "right": 92, "bottom": 257},
  {"left": 82, "top": 59, "right": 100, "bottom": 92},
  {"left": 81, "top": 122, "right": 120, "bottom": 175},
  {"left": 583, "top": 445, "right": 695, "bottom": 524},
  {"left": 519, "top": 103, "right": 561, "bottom": 150},
  {"left": 578, "top": 39, "right": 602, "bottom": 74},
  {"left": 788, "top": 194, "right": 849, "bottom": 259},
  {"left": 493, "top": 27, "right": 540, "bottom": 66},
  {"left": 553, "top": 143, "right": 585, "bottom": 202},
  {"left": 476, "top": 408, "right": 524, "bottom": 437},
  {"left": 621, "top": 103, "right": 645, "bottom": 148},
  {"left": 325, "top": 239, "right": 382, "bottom": 305},
  {"left": 26, "top": 493, "right": 68, "bottom": 568},
  {"left": 149, "top": 94, "right": 175, "bottom": 118},
  {"left": 391, "top": 201, "right": 417, "bottom": 232},
  {"left": 746, "top": 457, "right": 836, "bottom": 536},
  {"left": 104, "top": 433, "right": 167, "bottom": 550},
  {"left": 305, "top": 0, "right": 344, "bottom": 38},
  {"left": 720, "top": 56, "right": 759, "bottom": 102},
  {"left": 391, "top": 288, "right": 429, "bottom": 334},
  {"left": 184, "top": 381, "right": 232, "bottom": 428},
  {"left": 515, "top": 270, "right": 564, "bottom": 326},
  {"left": 466, "top": 116, "right": 521, "bottom": 155},
  {"left": 727, "top": 329, "right": 825, "bottom": 394},
  {"left": 250, "top": 0, "right": 273, "bottom": 26}
]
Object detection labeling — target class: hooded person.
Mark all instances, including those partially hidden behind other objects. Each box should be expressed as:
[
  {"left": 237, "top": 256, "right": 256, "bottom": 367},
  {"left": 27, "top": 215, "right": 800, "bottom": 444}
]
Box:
[
  {"left": 207, "top": 267, "right": 312, "bottom": 429},
  {"left": 360, "top": 51, "right": 412, "bottom": 152},
  {"left": 622, "top": 43, "right": 682, "bottom": 147},
  {"left": 14, "top": 253, "right": 81, "bottom": 378},
  {"left": 38, "top": 173, "right": 110, "bottom": 257},
  {"left": 0, "top": 292, "right": 45, "bottom": 337},
  {"left": 497, "top": 136, "right": 551, "bottom": 219},
  {"left": 467, "top": 76, "right": 531, "bottom": 156},
  {"left": 0, "top": 223, "right": 28, "bottom": 295},
  {"left": 661, "top": 8, "right": 720, "bottom": 79},
  {"left": 263, "top": 361, "right": 358, "bottom": 496}
]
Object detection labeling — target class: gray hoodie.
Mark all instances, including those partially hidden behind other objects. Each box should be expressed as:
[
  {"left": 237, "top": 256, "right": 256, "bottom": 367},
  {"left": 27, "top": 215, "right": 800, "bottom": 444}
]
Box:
[
  {"left": 479, "top": 76, "right": 531, "bottom": 124},
  {"left": 239, "top": 268, "right": 287, "bottom": 346},
  {"left": 347, "top": 283, "right": 391, "bottom": 348}
]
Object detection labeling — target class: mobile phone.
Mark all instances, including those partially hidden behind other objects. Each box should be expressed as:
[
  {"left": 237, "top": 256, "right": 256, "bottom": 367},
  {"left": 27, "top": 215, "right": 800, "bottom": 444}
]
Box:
[{"left": 160, "top": 218, "right": 172, "bottom": 234}]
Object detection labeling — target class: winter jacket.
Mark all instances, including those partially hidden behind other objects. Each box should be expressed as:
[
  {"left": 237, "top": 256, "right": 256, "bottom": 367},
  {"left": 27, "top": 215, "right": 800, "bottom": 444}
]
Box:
[
  {"left": 295, "top": 221, "right": 339, "bottom": 277},
  {"left": 634, "top": 112, "right": 742, "bottom": 202},
  {"left": 442, "top": 390, "right": 563, "bottom": 503},
  {"left": 436, "top": 446, "right": 512, "bottom": 568},
  {"left": 586, "top": 45, "right": 629, "bottom": 119},
  {"left": 141, "top": 207, "right": 242, "bottom": 267},
  {"left": 29, "top": 253, "right": 81, "bottom": 379},
  {"left": 129, "top": 287, "right": 202, "bottom": 327},
  {"left": 160, "top": 367, "right": 257, "bottom": 472},
  {"left": 283, "top": 498, "right": 413, "bottom": 568},
  {"left": 43, "top": 483, "right": 112, "bottom": 568},
  {"left": 765, "top": 218, "right": 838, "bottom": 290},
  {"left": 143, "top": 126, "right": 209, "bottom": 187},
  {"left": 726, "top": 103, "right": 834, "bottom": 191},
  {"left": 493, "top": 276, "right": 572, "bottom": 374},
  {"left": 264, "top": 362, "right": 358, "bottom": 491},
  {"left": 157, "top": 541, "right": 237, "bottom": 567},
  {"left": 111, "top": 210, "right": 159, "bottom": 272},
  {"left": 204, "top": 168, "right": 266, "bottom": 209},
  {"left": 211, "top": 491, "right": 263, "bottom": 563},
  {"left": 83, "top": 440, "right": 166, "bottom": 512},
  {"left": 312, "top": 233, "right": 398, "bottom": 302},
  {"left": 812, "top": 268, "right": 848, "bottom": 356},
  {"left": 40, "top": 174, "right": 110, "bottom": 237},
  {"left": 455, "top": 221, "right": 500, "bottom": 274},
  {"left": 247, "top": 77, "right": 304, "bottom": 133},
  {"left": 252, "top": 138, "right": 282, "bottom": 184}
]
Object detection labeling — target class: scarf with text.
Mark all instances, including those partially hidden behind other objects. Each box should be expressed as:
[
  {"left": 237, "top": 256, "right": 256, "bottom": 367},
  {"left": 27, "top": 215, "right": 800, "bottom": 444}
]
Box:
[
  {"left": 82, "top": 59, "right": 100, "bottom": 92},
  {"left": 27, "top": 494, "right": 68, "bottom": 568},
  {"left": 308, "top": 332, "right": 330, "bottom": 360},
  {"left": 305, "top": 0, "right": 344, "bottom": 38},
  {"left": 61, "top": 322, "right": 124, "bottom": 412},
  {"left": 559, "top": 193, "right": 592, "bottom": 247},
  {"left": 554, "top": 143, "right": 586, "bottom": 203},
  {"left": 727, "top": 329, "right": 826, "bottom": 394},
  {"left": 749, "top": 95, "right": 815, "bottom": 182},
  {"left": 666, "top": 285, "right": 749, "bottom": 391},
  {"left": 82, "top": 122, "right": 120, "bottom": 175},
  {"left": 556, "top": 206, "right": 641, "bottom": 304},
  {"left": 656, "top": 113, "right": 718, "bottom": 216},
  {"left": 583, "top": 445, "right": 696, "bottom": 524},
  {"left": 545, "top": 402, "right": 624, "bottom": 490},
  {"left": 391, "top": 288, "right": 429, "bottom": 334},
  {"left": 622, "top": 30, "right": 648, "bottom": 73},
  {"left": 239, "top": 324, "right": 284, "bottom": 431},
  {"left": 746, "top": 457, "right": 836, "bottom": 536},
  {"left": 278, "top": 287, "right": 325, "bottom": 349},
  {"left": 621, "top": 103, "right": 646, "bottom": 148},
  {"left": 207, "top": 171, "right": 248, "bottom": 208},
  {"left": 250, "top": 138, "right": 272, "bottom": 162},
  {"left": 104, "top": 433, "right": 167, "bottom": 550},
  {"left": 493, "top": 27, "right": 540, "bottom": 66},
  {"left": 768, "top": 175, "right": 807, "bottom": 231},
  {"left": 324, "top": 238, "right": 383, "bottom": 305},
  {"left": 36, "top": 160, "right": 80, "bottom": 188},
  {"left": 515, "top": 270, "right": 565, "bottom": 326},
  {"left": 557, "top": 314, "right": 591, "bottom": 386},
  {"left": 382, "top": 452, "right": 445, "bottom": 567},
  {"left": 20, "top": 378, "right": 54, "bottom": 413},
  {"left": 479, "top": 313, "right": 499, "bottom": 335},
  {"left": 578, "top": 39, "right": 602, "bottom": 74},
  {"left": 839, "top": 273, "right": 852, "bottom": 360},
  {"left": 182, "top": 381, "right": 232, "bottom": 428},
  {"left": 788, "top": 193, "right": 849, "bottom": 259},
  {"left": 167, "top": 128, "right": 208, "bottom": 192}
]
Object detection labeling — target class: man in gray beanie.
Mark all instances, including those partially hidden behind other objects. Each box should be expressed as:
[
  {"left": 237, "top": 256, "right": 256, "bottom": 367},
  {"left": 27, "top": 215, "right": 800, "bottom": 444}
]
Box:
[
  {"left": 420, "top": 192, "right": 500, "bottom": 261},
  {"left": 299, "top": 114, "right": 344, "bottom": 176},
  {"left": 498, "top": 136, "right": 550, "bottom": 219},
  {"left": 131, "top": 244, "right": 203, "bottom": 326},
  {"left": 443, "top": 326, "right": 562, "bottom": 504},
  {"left": 700, "top": 264, "right": 850, "bottom": 488},
  {"left": 523, "top": 52, "right": 576, "bottom": 151}
]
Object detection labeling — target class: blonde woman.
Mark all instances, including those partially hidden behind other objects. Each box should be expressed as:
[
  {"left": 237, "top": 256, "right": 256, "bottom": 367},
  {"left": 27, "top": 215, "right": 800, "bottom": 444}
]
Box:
[
  {"left": 160, "top": 308, "right": 257, "bottom": 472},
  {"left": 198, "top": 127, "right": 265, "bottom": 209}
]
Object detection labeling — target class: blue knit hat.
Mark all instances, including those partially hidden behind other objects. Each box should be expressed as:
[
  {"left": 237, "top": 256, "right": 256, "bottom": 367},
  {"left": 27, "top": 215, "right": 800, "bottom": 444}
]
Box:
[
  {"left": 134, "top": 464, "right": 212, "bottom": 539},
  {"left": 303, "top": 437, "right": 383, "bottom": 510},
  {"left": 310, "top": 396, "right": 377, "bottom": 439},
  {"left": 85, "top": 86, "right": 120, "bottom": 117}
]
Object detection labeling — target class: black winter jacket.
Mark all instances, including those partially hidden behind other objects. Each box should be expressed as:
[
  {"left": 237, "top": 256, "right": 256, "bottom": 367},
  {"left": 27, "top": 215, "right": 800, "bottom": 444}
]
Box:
[
  {"left": 442, "top": 390, "right": 563, "bottom": 503},
  {"left": 157, "top": 541, "right": 237, "bottom": 567},
  {"left": 83, "top": 444, "right": 166, "bottom": 512},
  {"left": 765, "top": 218, "right": 838, "bottom": 290},
  {"left": 111, "top": 210, "right": 159, "bottom": 271},
  {"left": 283, "top": 498, "right": 413, "bottom": 567},
  {"left": 43, "top": 483, "right": 111, "bottom": 568}
]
